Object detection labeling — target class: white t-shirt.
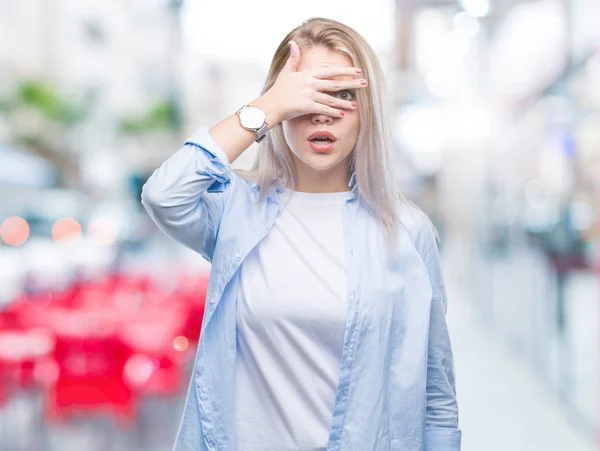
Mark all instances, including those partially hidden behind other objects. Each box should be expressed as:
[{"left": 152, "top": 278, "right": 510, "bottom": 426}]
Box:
[{"left": 234, "top": 189, "right": 351, "bottom": 451}]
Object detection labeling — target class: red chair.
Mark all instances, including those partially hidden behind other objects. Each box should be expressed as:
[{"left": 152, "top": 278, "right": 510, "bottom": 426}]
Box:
[
  {"left": 0, "top": 327, "right": 56, "bottom": 389},
  {"left": 44, "top": 308, "right": 135, "bottom": 426},
  {"left": 120, "top": 306, "right": 187, "bottom": 396},
  {"left": 0, "top": 360, "right": 7, "bottom": 406},
  {"left": 176, "top": 272, "right": 209, "bottom": 343}
]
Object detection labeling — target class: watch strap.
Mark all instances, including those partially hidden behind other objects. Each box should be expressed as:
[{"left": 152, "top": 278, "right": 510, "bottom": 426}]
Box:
[
  {"left": 236, "top": 104, "right": 268, "bottom": 143},
  {"left": 255, "top": 123, "right": 268, "bottom": 143}
]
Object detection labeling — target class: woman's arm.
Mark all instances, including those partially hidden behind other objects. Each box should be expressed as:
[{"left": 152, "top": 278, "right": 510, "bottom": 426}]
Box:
[
  {"left": 140, "top": 126, "right": 243, "bottom": 261},
  {"left": 418, "top": 219, "right": 462, "bottom": 451},
  {"left": 140, "top": 93, "right": 281, "bottom": 261},
  {"left": 208, "top": 96, "right": 281, "bottom": 164}
]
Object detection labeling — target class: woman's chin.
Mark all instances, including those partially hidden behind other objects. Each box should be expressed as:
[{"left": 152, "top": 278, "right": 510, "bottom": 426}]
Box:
[{"left": 302, "top": 153, "right": 343, "bottom": 172}]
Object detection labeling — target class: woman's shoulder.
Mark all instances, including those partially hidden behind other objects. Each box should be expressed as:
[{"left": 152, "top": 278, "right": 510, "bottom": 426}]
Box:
[{"left": 231, "top": 169, "right": 285, "bottom": 201}]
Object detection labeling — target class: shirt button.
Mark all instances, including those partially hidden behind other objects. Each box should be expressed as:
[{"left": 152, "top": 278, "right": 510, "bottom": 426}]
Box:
[
  {"left": 209, "top": 296, "right": 217, "bottom": 304},
  {"left": 234, "top": 253, "right": 242, "bottom": 262}
]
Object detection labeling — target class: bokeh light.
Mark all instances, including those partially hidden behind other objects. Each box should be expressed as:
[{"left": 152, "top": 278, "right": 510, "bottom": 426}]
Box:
[
  {"left": 87, "top": 216, "right": 119, "bottom": 247},
  {"left": 459, "top": 0, "right": 490, "bottom": 18},
  {"left": 0, "top": 216, "right": 30, "bottom": 246},
  {"left": 173, "top": 336, "right": 189, "bottom": 352},
  {"left": 124, "top": 354, "right": 159, "bottom": 388},
  {"left": 52, "top": 218, "right": 82, "bottom": 244}
]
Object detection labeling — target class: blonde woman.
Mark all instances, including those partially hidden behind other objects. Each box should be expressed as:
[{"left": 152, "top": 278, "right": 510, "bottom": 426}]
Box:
[{"left": 142, "top": 17, "right": 461, "bottom": 451}]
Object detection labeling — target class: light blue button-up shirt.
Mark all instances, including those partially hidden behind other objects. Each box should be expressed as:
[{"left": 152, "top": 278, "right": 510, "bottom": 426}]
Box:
[{"left": 141, "top": 127, "right": 462, "bottom": 451}]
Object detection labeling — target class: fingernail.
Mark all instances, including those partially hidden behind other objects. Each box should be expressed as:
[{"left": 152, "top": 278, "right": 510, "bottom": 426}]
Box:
[
  {"left": 355, "top": 68, "right": 362, "bottom": 73},
  {"left": 351, "top": 102, "right": 357, "bottom": 107},
  {"left": 360, "top": 79, "right": 368, "bottom": 85},
  {"left": 340, "top": 111, "right": 345, "bottom": 116}
]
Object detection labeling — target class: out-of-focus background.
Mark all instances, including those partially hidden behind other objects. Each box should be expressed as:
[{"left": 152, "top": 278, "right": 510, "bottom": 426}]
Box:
[{"left": 0, "top": 0, "right": 598, "bottom": 450}]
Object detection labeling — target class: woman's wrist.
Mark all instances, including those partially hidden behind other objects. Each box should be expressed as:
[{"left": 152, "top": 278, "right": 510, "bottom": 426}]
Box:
[{"left": 249, "top": 93, "right": 282, "bottom": 130}]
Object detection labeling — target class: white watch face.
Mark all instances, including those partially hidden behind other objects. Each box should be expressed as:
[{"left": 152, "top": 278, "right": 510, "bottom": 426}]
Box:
[{"left": 240, "top": 106, "right": 266, "bottom": 129}]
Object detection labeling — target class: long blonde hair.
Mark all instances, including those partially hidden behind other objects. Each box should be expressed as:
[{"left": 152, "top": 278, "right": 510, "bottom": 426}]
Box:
[{"left": 236, "top": 17, "right": 406, "bottom": 252}]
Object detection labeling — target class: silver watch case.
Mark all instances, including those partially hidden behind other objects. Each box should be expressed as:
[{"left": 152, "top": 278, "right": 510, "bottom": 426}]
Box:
[{"left": 236, "top": 104, "right": 268, "bottom": 143}]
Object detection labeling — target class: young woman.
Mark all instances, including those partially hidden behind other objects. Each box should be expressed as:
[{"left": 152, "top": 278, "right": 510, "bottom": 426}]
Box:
[{"left": 142, "top": 17, "right": 461, "bottom": 451}]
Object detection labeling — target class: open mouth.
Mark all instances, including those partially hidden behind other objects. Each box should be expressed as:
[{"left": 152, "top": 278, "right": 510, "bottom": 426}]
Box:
[
  {"left": 309, "top": 137, "right": 334, "bottom": 144},
  {"left": 308, "top": 137, "right": 336, "bottom": 152}
]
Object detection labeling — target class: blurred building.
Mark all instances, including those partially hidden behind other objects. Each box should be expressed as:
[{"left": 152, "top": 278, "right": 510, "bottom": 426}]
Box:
[
  {"left": 0, "top": 0, "right": 185, "bottom": 194},
  {"left": 392, "top": 0, "right": 599, "bottom": 440},
  {"left": 1, "top": 0, "right": 183, "bottom": 112},
  {"left": 178, "top": 58, "right": 268, "bottom": 171}
]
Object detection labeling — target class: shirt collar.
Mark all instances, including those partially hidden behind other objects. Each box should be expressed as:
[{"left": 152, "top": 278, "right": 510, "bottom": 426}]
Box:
[
  {"left": 255, "top": 173, "right": 357, "bottom": 201},
  {"left": 348, "top": 171, "right": 358, "bottom": 199}
]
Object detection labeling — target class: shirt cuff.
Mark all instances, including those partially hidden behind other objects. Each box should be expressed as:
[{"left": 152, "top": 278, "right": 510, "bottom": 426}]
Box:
[
  {"left": 185, "top": 126, "right": 232, "bottom": 193},
  {"left": 424, "top": 426, "right": 462, "bottom": 451}
]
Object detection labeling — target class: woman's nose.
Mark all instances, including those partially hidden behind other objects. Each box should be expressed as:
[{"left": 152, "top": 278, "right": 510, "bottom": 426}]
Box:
[{"left": 311, "top": 113, "right": 334, "bottom": 125}]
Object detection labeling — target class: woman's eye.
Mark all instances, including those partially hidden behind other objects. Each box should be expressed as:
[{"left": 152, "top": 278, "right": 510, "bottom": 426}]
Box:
[{"left": 337, "top": 90, "right": 354, "bottom": 101}]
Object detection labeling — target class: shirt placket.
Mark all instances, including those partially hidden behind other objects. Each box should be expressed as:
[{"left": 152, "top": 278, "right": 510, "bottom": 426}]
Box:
[{"left": 326, "top": 198, "right": 362, "bottom": 451}]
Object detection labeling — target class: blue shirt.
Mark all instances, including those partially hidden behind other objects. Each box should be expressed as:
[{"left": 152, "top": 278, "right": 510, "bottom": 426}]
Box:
[{"left": 141, "top": 127, "right": 462, "bottom": 451}]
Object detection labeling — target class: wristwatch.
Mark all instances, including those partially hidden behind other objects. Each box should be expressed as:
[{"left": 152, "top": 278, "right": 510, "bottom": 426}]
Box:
[{"left": 236, "top": 104, "right": 268, "bottom": 143}]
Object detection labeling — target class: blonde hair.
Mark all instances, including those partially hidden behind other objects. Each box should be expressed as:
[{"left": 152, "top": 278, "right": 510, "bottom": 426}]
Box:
[{"left": 236, "top": 17, "right": 408, "bottom": 253}]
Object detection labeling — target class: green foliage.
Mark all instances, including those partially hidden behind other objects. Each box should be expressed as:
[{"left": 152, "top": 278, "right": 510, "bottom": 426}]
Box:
[
  {"left": 0, "top": 80, "right": 85, "bottom": 125},
  {"left": 119, "top": 97, "right": 181, "bottom": 134},
  {"left": 0, "top": 98, "right": 10, "bottom": 113}
]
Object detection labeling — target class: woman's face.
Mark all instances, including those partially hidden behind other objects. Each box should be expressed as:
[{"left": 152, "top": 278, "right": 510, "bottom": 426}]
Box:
[{"left": 282, "top": 46, "right": 361, "bottom": 176}]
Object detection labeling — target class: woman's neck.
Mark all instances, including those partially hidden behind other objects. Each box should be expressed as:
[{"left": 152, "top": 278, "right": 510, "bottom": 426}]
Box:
[{"left": 291, "top": 157, "right": 352, "bottom": 194}]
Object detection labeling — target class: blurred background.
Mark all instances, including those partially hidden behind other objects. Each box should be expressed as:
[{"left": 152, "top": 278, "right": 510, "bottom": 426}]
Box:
[{"left": 0, "top": 0, "right": 598, "bottom": 450}]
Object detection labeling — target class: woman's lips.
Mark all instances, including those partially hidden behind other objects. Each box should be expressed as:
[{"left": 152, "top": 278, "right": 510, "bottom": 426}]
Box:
[{"left": 308, "top": 139, "right": 336, "bottom": 153}]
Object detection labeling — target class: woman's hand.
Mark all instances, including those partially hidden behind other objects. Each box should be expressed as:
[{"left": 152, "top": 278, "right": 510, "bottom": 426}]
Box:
[{"left": 259, "top": 40, "right": 368, "bottom": 124}]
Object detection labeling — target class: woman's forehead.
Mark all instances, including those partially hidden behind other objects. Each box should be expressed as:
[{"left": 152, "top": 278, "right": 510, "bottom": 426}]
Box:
[{"left": 297, "top": 46, "right": 354, "bottom": 74}]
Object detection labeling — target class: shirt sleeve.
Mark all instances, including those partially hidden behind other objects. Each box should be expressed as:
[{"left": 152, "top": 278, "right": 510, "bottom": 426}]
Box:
[
  {"left": 419, "top": 218, "right": 462, "bottom": 451},
  {"left": 140, "top": 126, "right": 234, "bottom": 261}
]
